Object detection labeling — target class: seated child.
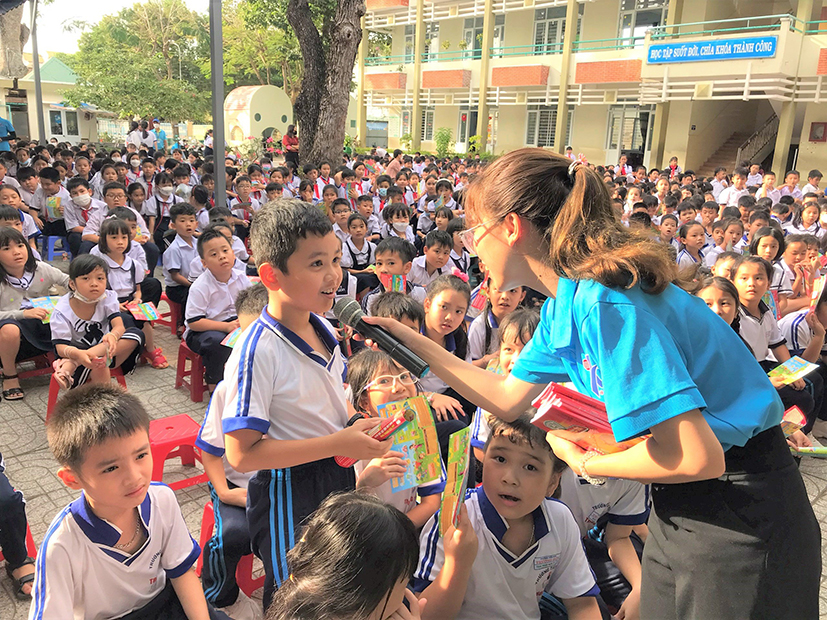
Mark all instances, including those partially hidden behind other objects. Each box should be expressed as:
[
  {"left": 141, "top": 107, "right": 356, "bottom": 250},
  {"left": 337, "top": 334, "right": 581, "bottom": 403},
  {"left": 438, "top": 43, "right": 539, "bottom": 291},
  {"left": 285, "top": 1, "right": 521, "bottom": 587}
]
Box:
[
  {"left": 361, "top": 237, "right": 426, "bottom": 316},
  {"left": 188, "top": 222, "right": 249, "bottom": 281},
  {"left": 51, "top": 255, "right": 145, "bottom": 389},
  {"left": 468, "top": 283, "right": 526, "bottom": 366},
  {"left": 267, "top": 492, "right": 422, "bottom": 620},
  {"left": 426, "top": 179, "right": 459, "bottom": 215},
  {"left": 298, "top": 180, "right": 316, "bottom": 206},
  {"left": 434, "top": 206, "right": 454, "bottom": 233},
  {"left": 341, "top": 213, "right": 379, "bottom": 295},
  {"left": 780, "top": 234, "right": 818, "bottom": 314},
  {"left": 0, "top": 228, "right": 69, "bottom": 399},
  {"left": 34, "top": 384, "right": 228, "bottom": 619},
  {"left": 30, "top": 167, "right": 71, "bottom": 238},
  {"left": 0, "top": 204, "right": 40, "bottom": 258},
  {"left": 413, "top": 414, "right": 601, "bottom": 620},
  {"left": 184, "top": 227, "right": 252, "bottom": 391},
  {"left": 191, "top": 184, "right": 211, "bottom": 231},
  {"left": 64, "top": 177, "right": 107, "bottom": 256},
  {"left": 163, "top": 204, "right": 199, "bottom": 315},
  {"left": 749, "top": 226, "right": 791, "bottom": 316},
  {"left": 220, "top": 200, "right": 393, "bottom": 609},
  {"left": 331, "top": 198, "right": 352, "bottom": 244},
  {"left": 657, "top": 213, "right": 679, "bottom": 251},
  {"left": 710, "top": 251, "right": 741, "bottom": 279},
  {"left": 356, "top": 195, "right": 381, "bottom": 242},
  {"left": 675, "top": 221, "right": 706, "bottom": 270},
  {"left": 0, "top": 186, "right": 40, "bottom": 251},
  {"left": 347, "top": 349, "right": 445, "bottom": 528},
  {"left": 195, "top": 284, "right": 267, "bottom": 617},
  {"left": 447, "top": 218, "right": 471, "bottom": 275},
  {"left": 381, "top": 202, "right": 415, "bottom": 244},
  {"left": 408, "top": 230, "right": 453, "bottom": 288}
]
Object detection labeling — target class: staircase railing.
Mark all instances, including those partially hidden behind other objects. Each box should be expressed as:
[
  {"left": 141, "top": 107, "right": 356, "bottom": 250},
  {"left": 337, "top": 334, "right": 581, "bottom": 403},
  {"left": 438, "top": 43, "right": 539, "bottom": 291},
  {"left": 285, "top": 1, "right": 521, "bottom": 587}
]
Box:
[{"left": 736, "top": 114, "right": 779, "bottom": 166}]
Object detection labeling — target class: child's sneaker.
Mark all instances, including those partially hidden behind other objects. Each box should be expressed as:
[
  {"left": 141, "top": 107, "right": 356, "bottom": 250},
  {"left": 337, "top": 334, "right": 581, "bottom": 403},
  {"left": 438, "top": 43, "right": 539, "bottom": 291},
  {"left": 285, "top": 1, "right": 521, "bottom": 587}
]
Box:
[{"left": 219, "top": 591, "right": 262, "bottom": 620}]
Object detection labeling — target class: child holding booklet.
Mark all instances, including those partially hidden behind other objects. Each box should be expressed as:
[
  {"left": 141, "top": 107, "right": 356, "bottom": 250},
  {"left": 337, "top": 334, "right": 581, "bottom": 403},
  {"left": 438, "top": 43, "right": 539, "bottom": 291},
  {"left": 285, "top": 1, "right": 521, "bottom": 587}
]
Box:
[{"left": 347, "top": 349, "right": 445, "bottom": 528}]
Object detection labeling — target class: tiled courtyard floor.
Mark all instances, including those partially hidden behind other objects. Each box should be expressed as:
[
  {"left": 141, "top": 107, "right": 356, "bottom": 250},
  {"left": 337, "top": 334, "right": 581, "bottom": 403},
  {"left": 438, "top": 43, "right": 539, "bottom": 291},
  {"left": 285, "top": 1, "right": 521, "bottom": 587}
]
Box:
[{"left": 1, "top": 267, "right": 826, "bottom": 618}]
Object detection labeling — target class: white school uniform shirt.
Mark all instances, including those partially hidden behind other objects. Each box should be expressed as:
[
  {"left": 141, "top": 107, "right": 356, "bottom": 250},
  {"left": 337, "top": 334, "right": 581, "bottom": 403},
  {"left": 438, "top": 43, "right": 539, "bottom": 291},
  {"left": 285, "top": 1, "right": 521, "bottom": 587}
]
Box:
[
  {"left": 220, "top": 310, "right": 350, "bottom": 442},
  {"left": 188, "top": 254, "right": 247, "bottom": 282},
  {"left": 91, "top": 242, "right": 148, "bottom": 275},
  {"left": 195, "top": 206, "right": 210, "bottom": 232},
  {"left": 21, "top": 210, "right": 40, "bottom": 239},
  {"left": 760, "top": 187, "right": 782, "bottom": 204},
  {"left": 557, "top": 469, "right": 649, "bottom": 538},
  {"left": 231, "top": 235, "right": 249, "bottom": 262},
  {"left": 417, "top": 212, "right": 435, "bottom": 235},
  {"left": 738, "top": 304, "right": 786, "bottom": 362},
  {"left": 143, "top": 194, "right": 183, "bottom": 220},
  {"left": 426, "top": 197, "right": 458, "bottom": 214},
  {"left": 29, "top": 484, "right": 200, "bottom": 620},
  {"left": 779, "top": 258, "right": 797, "bottom": 285},
  {"left": 18, "top": 185, "right": 34, "bottom": 206},
  {"left": 340, "top": 238, "right": 376, "bottom": 269},
  {"left": 771, "top": 263, "right": 793, "bottom": 298},
  {"left": 471, "top": 408, "right": 492, "bottom": 450},
  {"left": 676, "top": 248, "right": 704, "bottom": 269},
  {"left": 100, "top": 253, "right": 144, "bottom": 300},
  {"left": 747, "top": 173, "right": 764, "bottom": 187},
  {"left": 332, "top": 222, "right": 350, "bottom": 244},
  {"left": 408, "top": 255, "right": 448, "bottom": 288},
  {"left": 354, "top": 443, "right": 445, "bottom": 515},
  {"left": 802, "top": 183, "right": 822, "bottom": 196},
  {"left": 31, "top": 186, "right": 72, "bottom": 222},
  {"left": 780, "top": 309, "right": 827, "bottom": 358},
  {"left": 717, "top": 186, "right": 748, "bottom": 208},
  {"left": 418, "top": 329, "right": 468, "bottom": 394},
  {"left": 785, "top": 221, "right": 826, "bottom": 239},
  {"left": 229, "top": 196, "right": 261, "bottom": 222},
  {"left": 380, "top": 223, "right": 416, "bottom": 244},
  {"left": 183, "top": 268, "right": 251, "bottom": 339},
  {"left": 413, "top": 487, "right": 598, "bottom": 620},
  {"left": 64, "top": 198, "right": 107, "bottom": 232},
  {"left": 50, "top": 291, "right": 121, "bottom": 349},
  {"left": 196, "top": 381, "right": 254, "bottom": 488},
  {"left": 467, "top": 311, "right": 500, "bottom": 361},
  {"left": 315, "top": 177, "right": 333, "bottom": 200},
  {"left": 1, "top": 174, "right": 20, "bottom": 189},
  {"left": 450, "top": 248, "right": 471, "bottom": 274},
  {"left": 780, "top": 185, "right": 803, "bottom": 201},
  {"left": 703, "top": 245, "right": 725, "bottom": 267},
  {"left": 326, "top": 269, "right": 358, "bottom": 321},
  {"left": 162, "top": 234, "right": 198, "bottom": 287}
]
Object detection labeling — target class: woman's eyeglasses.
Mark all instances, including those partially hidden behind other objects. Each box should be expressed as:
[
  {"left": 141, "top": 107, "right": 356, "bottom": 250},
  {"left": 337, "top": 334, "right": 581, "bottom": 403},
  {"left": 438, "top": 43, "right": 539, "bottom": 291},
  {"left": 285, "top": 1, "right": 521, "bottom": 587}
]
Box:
[{"left": 459, "top": 217, "right": 500, "bottom": 254}]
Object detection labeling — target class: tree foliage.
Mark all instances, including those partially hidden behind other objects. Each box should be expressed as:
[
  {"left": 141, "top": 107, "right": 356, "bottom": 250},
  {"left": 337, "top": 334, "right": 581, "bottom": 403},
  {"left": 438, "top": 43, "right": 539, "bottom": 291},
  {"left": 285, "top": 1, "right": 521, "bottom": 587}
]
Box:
[{"left": 62, "top": 0, "right": 212, "bottom": 122}]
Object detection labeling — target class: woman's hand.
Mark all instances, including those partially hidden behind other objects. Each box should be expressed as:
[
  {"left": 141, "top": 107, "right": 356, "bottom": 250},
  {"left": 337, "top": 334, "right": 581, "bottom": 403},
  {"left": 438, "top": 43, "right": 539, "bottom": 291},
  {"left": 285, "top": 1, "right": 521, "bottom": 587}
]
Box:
[
  {"left": 545, "top": 432, "right": 588, "bottom": 470},
  {"left": 361, "top": 315, "right": 415, "bottom": 345}
]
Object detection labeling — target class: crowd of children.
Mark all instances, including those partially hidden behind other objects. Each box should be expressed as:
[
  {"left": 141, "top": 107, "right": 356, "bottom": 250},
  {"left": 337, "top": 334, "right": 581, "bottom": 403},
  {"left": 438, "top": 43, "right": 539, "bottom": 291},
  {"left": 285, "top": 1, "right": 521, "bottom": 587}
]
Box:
[{"left": 0, "top": 140, "right": 824, "bottom": 620}]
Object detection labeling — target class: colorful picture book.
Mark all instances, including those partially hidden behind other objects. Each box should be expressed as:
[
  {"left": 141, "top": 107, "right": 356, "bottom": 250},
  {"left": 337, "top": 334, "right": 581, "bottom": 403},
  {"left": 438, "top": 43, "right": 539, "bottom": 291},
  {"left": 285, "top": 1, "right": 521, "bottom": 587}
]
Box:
[
  {"left": 29, "top": 296, "right": 59, "bottom": 323},
  {"left": 810, "top": 275, "right": 827, "bottom": 313},
  {"left": 767, "top": 356, "right": 819, "bottom": 386},
  {"left": 44, "top": 196, "right": 62, "bottom": 221},
  {"left": 790, "top": 445, "right": 827, "bottom": 458},
  {"left": 380, "top": 273, "right": 406, "bottom": 293},
  {"left": 125, "top": 302, "right": 159, "bottom": 321},
  {"left": 376, "top": 395, "right": 441, "bottom": 493},
  {"left": 531, "top": 383, "right": 647, "bottom": 454},
  {"left": 439, "top": 426, "right": 471, "bottom": 536},
  {"left": 365, "top": 162, "right": 377, "bottom": 175},
  {"left": 780, "top": 406, "right": 806, "bottom": 437},
  {"left": 221, "top": 328, "right": 242, "bottom": 348},
  {"left": 761, "top": 290, "right": 779, "bottom": 320}
]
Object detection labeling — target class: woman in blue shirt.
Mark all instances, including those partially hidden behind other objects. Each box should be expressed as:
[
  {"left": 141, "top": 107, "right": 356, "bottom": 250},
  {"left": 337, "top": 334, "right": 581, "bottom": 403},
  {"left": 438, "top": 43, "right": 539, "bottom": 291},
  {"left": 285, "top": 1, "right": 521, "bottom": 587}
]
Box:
[{"left": 366, "top": 149, "right": 819, "bottom": 619}]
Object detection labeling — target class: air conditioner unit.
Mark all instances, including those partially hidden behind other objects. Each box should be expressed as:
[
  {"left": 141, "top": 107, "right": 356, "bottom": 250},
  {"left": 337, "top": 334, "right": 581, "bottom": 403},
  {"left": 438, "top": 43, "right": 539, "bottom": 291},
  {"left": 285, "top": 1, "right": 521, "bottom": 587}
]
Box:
[
  {"left": 516, "top": 92, "right": 527, "bottom": 104},
  {"left": 693, "top": 83, "right": 712, "bottom": 99},
  {"left": 603, "top": 90, "right": 617, "bottom": 104}
]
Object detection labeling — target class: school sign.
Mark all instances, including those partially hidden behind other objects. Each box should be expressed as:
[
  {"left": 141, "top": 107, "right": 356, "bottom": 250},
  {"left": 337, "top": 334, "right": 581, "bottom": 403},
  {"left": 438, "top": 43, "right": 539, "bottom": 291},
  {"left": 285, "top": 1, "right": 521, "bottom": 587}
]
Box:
[{"left": 647, "top": 36, "right": 778, "bottom": 64}]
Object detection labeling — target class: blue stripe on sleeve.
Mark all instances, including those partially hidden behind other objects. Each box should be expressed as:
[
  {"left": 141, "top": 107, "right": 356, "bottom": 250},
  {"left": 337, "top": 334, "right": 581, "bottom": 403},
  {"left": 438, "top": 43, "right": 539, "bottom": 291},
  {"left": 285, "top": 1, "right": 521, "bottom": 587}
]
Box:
[
  {"left": 165, "top": 538, "right": 201, "bottom": 578},
  {"left": 31, "top": 507, "right": 72, "bottom": 620},
  {"left": 235, "top": 323, "right": 265, "bottom": 419}
]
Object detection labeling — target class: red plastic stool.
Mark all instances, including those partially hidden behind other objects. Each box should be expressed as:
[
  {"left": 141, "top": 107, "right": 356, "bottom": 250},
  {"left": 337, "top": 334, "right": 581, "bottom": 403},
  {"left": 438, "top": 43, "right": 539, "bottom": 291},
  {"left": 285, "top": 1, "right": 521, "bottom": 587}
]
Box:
[
  {"left": 0, "top": 522, "right": 37, "bottom": 563},
  {"left": 195, "top": 503, "right": 264, "bottom": 597},
  {"left": 149, "top": 414, "right": 209, "bottom": 490},
  {"left": 175, "top": 341, "right": 208, "bottom": 403},
  {"left": 17, "top": 353, "right": 56, "bottom": 380},
  {"left": 156, "top": 292, "right": 182, "bottom": 336},
  {"left": 46, "top": 366, "right": 127, "bottom": 422}
]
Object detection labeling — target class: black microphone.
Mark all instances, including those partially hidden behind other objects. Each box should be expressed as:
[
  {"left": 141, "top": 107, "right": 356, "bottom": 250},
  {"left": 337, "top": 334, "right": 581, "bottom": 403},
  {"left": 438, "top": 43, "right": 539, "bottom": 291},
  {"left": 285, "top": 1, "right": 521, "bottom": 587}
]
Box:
[{"left": 333, "top": 297, "right": 430, "bottom": 378}]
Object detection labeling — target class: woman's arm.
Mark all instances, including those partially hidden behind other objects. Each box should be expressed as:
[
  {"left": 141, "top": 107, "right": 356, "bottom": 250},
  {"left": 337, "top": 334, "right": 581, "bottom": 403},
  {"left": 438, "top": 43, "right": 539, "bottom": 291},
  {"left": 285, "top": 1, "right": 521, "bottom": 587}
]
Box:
[
  {"left": 364, "top": 316, "right": 544, "bottom": 420},
  {"left": 548, "top": 410, "right": 725, "bottom": 484}
]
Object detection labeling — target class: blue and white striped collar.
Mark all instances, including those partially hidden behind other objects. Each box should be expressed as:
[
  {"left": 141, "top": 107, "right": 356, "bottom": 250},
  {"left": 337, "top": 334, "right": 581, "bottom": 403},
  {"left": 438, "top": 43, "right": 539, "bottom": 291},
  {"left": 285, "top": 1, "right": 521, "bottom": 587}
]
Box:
[
  {"left": 258, "top": 308, "right": 338, "bottom": 369},
  {"left": 70, "top": 489, "right": 151, "bottom": 548},
  {"left": 476, "top": 487, "right": 551, "bottom": 563}
]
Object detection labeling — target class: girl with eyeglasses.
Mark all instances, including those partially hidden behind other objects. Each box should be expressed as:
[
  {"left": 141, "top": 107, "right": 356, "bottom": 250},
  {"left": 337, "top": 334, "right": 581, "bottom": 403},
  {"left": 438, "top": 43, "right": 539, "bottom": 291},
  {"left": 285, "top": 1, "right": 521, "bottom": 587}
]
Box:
[{"left": 346, "top": 348, "right": 445, "bottom": 528}]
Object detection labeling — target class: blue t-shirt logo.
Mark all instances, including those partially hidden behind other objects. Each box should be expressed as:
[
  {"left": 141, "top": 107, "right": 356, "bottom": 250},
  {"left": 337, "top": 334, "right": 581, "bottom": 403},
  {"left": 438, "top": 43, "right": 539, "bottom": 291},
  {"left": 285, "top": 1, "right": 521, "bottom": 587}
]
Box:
[{"left": 582, "top": 355, "right": 604, "bottom": 397}]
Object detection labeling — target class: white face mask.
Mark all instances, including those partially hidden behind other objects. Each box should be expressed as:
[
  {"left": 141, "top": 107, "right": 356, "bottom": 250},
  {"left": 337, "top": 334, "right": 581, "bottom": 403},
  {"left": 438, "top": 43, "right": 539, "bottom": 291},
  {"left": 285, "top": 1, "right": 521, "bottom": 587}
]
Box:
[
  {"left": 130, "top": 159, "right": 140, "bottom": 168},
  {"left": 112, "top": 155, "right": 122, "bottom": 163},
  {"left": 393, "top": 221, "right": 408, "bottom": 232},
  {"left": 158, "top": 186, "right": 174, "bottom": 197},
  {"left": 71, "top": 289, "right": 107, "bottom": 304},
  {"left": 73, "top": 193, "right": 92, "bottom": 207}
]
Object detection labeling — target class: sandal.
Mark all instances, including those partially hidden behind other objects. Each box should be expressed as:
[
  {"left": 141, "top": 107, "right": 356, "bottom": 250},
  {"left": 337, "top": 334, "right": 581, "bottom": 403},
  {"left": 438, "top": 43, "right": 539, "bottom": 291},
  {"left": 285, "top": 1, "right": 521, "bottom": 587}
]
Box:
[
  {"left": 52, "top": 359, "right": 75, "bottom": 390},
  {"left": 1, "top": 374, "right": 24, "bottom": 401},
  {"left": 144, "top": 347, "right": 169, "bottom": 369},
  {"left": 5, "top": 556, "right": 35, "bottom": 600}
]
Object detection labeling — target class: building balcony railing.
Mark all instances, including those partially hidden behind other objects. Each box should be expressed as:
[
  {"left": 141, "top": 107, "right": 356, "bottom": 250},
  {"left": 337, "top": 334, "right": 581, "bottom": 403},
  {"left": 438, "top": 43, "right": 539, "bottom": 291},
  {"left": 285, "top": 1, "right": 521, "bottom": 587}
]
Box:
[{"left": 649, "top": 13, "right": 794, "bottom": 40}]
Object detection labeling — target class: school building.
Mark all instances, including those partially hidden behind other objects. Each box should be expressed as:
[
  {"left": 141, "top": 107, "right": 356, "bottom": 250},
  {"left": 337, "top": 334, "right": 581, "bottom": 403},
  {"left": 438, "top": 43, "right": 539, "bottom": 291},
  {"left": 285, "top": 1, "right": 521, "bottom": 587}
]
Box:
[{"left": 354, "top": 0, "right": 827, "bottom": 177}]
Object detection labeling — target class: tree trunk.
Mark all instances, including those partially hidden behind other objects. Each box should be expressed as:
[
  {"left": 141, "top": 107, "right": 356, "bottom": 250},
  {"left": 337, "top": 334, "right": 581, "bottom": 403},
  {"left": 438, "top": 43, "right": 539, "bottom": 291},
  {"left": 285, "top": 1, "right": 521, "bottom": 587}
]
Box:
[{"left": 288, "top": 0, "right": 365, "bottom": 166}]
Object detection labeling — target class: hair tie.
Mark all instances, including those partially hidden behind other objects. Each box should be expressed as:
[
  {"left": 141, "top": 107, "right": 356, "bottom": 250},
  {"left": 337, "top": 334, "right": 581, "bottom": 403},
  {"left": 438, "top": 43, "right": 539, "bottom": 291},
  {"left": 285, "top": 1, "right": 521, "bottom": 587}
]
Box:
[
  {"left": 567, "top": 153, "right": 588, "bottom": 181},
  {"left": 451, "top": 267, "right": 469, "bottom": 283}
]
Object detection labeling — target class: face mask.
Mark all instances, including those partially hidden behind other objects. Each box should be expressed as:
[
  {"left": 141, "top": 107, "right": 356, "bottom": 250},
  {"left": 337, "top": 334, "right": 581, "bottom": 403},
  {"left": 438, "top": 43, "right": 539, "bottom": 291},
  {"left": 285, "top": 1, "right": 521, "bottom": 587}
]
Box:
[
  {"left": 378, "top": 187, "right": 388, "bottom": 197},
  {"left": 73, "top": 193, "right": 92, "bottom": 207},
  {"left": 112, "top": 156, "right": 121, "bottom": 163},
  {"left": 393, "top": 221, "right": 408, "bottom": 232},
  {"left": 158, "top": 186, "right": 174, "bottom": 197},
  {"left": 71, "top": 289, "right": 107, "bottom": 304},
  {"left": 130, "top": 159, "right": 140, "bottom": 168}
]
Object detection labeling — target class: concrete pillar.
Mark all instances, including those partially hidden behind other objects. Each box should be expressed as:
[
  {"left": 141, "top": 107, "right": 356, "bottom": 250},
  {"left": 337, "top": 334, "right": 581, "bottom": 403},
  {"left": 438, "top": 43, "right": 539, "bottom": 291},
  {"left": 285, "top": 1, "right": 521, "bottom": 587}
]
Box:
[
  {"left": 475, "top": 0, "right": 494, "bottom": 152},
  {"left": 356, "top": 16, "right": 368, "bottom": 148},
  {"left": 553, "top": 0, "right": 577, "bottom": 153},
  {"left": 411, "top": 0, "right": 425, "bottom": 150}
]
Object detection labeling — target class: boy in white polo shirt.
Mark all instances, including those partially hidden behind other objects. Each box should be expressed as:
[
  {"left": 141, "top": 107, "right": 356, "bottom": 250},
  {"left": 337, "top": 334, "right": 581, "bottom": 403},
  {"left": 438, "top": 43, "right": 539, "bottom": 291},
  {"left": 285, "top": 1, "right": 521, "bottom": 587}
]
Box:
[
  {"left": 184, "top": 227, "right": 252, "bottom": 392},
  {"left": 408, "top": 229, "right": 453, "bottom": 288},
  {"left": 221, "top": 200, "right": 393, "bottom": 611},
  {"left": 414, "top": 413, "right": 601, "bottom": 620},
  {"left": 163, "top": 203, "right": 199, "bottom": 320},
  {"left": 32, "top": 384, "right": 228, "bottom": 619}
]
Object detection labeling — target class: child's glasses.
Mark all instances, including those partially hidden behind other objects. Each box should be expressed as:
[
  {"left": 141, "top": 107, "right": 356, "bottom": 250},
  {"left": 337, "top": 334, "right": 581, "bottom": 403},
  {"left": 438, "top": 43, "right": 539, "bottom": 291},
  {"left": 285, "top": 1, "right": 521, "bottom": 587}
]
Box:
[
  {"left": 364, "top": 372, "right": 418, "bottom": 392},
  {"left": 460, "top": 217, "right": 500, "bottom": 254}
]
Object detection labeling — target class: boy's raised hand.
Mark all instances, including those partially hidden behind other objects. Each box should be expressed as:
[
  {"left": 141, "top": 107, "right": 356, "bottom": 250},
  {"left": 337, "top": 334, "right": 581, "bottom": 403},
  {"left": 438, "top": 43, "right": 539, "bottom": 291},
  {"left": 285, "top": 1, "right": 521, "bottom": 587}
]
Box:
[
  {"left": 356, "top": 451, "right": 408, "bottom": 488},
  {"left": 337, "top": 417, "right": 395, "bottom": 461},
  {"left": 443, "top": 504, "right": 478, "bottom": 567}
]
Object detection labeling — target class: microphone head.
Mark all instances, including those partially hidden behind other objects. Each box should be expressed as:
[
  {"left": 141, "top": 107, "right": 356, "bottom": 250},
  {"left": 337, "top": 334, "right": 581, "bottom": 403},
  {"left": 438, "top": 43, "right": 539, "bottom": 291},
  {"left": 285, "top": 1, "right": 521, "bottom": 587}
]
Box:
[{"left": 333, "top": 297, "right": 364, "bottom": 328}]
